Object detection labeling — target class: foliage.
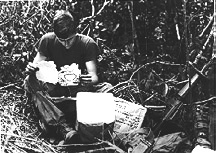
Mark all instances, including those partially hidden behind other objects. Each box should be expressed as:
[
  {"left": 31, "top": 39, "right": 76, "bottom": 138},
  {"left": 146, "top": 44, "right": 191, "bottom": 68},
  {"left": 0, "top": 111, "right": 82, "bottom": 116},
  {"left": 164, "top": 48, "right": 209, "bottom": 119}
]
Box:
[{"left": 0, "top": 0, "right": 213, "bottom": 84}]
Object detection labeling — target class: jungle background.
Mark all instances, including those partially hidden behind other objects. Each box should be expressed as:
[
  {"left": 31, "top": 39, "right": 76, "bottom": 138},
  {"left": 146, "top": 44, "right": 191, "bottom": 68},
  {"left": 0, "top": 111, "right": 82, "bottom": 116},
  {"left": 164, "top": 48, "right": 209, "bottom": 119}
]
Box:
[{"left": 0, "top": 0, "right": 215, "bottom": 152}]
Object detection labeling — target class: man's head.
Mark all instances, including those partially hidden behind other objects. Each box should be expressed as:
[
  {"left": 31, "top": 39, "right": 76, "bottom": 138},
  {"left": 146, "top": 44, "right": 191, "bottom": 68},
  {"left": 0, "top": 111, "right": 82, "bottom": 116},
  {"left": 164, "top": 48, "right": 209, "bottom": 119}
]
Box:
[{"left": 53, "top": 10, "right": 76, "bottom": 39}]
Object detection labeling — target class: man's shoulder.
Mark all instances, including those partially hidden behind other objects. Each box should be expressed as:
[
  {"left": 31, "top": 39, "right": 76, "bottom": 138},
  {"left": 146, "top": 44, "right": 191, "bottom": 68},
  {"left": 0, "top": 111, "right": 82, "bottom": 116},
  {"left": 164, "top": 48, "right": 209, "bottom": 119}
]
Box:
[
  {"left": 76, "top": 33, "right": 95, "bottom": 43},
  {"left": 35, "top": 32, "right": 56, "bottom": 49},
  {"left": 41, "top": 32, "right": 56, "bottom": 40}
]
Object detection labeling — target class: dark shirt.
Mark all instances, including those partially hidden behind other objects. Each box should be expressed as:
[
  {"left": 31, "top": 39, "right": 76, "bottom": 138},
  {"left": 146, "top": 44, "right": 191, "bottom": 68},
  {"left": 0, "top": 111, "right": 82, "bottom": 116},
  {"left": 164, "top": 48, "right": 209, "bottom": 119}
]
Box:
[{"left": 36, "top": 32, "right": 100, "bottom": 71}]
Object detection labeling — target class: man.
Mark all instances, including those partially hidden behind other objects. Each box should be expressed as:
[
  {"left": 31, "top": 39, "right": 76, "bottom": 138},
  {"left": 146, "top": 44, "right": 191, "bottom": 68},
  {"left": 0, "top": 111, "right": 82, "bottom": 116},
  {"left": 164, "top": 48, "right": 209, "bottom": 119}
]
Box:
[{"left": 24, "top": 10, "right": 111, "bottom": 144}]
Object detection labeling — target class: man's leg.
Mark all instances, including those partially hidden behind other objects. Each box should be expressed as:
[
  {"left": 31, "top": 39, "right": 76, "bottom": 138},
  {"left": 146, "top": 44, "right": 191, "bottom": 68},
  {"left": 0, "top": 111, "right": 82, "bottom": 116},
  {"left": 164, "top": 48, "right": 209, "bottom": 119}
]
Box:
[
  {"left": 24, "top": 75, "right": 65, "bottom": 126},
  {"left": 50, "top": 83, "right": 113, "bottom": 134},
  {"left": 24, "top": 75, "right": 80, "bottom": 144}
]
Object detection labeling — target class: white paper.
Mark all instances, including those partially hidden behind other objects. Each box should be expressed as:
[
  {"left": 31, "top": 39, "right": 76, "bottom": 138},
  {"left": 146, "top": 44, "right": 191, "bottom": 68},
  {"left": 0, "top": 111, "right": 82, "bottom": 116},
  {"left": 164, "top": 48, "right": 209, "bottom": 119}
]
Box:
[
  {"left": 36, "top": 61, "right": 58, "bottom": 84},
  {"left": 113, "top": 97, "right": 147, "bottom": 133},
  {"left": 192, "top": 145, "right": 215, "bottom": 153},
  {"left": 58, "top": 63, "right": 81, "bottom": 86}
]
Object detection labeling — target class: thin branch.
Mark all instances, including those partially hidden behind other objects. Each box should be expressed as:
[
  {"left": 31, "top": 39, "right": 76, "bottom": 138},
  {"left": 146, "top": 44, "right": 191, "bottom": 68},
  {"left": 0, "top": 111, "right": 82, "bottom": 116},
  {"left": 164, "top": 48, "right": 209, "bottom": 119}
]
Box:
[
  {"left": 23, "top": 0, "right": 32, "bottom": 18},
  {"left": 193, "top": 96, "right": 216, "bottom": 105},
  {"left": 129, "top": 61, "right": 184, "bottom": 80},
  {"left": 80, "top": 0, "right": 110, "bottom": 23},
  {"left": 127, "top": 2, "right": 142, "bottom": 107},
  {"left": 0, "top": 15, "right": 16, "bottom": 27},
  {"left": 96, "top": 0, "right": 109, "bottom": 16},
  {"left": 1, "top": 132, "right": 58, "bottom": 153},
  {"left": 203, "top": 28, "right": 213, "bottom": 50},
  {"left": 22, "top": 11, "right": 41, "bottom": 25},
  {"left": 199, "top": 15, "right": 213, "bottom": 38},
  {"left": 0, "top": 84, "right": 23, "bottom": 91},
  {"left": 128, "top": 1, "right": 138, "bottom": 58},
  {"left": 13, "top": 143, "right": 43, "bottom": 153},
  {"left": 90, "top": 0, "right": 95, "bottom": 17}
]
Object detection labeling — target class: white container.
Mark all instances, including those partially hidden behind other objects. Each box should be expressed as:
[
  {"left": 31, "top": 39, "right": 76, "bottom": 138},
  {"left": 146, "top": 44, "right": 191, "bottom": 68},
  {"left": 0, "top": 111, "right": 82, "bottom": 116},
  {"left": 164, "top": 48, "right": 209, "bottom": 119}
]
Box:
[{"left": 76, "top": 92, "right": 115, "bottom": 124}]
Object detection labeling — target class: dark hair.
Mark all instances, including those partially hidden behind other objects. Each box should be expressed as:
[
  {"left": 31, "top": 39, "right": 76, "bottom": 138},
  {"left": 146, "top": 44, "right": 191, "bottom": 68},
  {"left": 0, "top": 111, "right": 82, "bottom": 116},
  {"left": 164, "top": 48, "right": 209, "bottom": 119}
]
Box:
[{"left": 53, "top": 10, "right": 76, "bottom": 39}]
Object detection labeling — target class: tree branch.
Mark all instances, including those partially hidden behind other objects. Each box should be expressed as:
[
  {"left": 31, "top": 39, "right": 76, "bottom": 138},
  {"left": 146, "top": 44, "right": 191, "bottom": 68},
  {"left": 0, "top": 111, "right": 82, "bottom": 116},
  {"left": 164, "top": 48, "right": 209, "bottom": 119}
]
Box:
[
  {"left": 80, "top": 0, "right": 110, "bottom": 23},
  {"left": 199, "top": 15, "right": 213, "bottom": 38}
]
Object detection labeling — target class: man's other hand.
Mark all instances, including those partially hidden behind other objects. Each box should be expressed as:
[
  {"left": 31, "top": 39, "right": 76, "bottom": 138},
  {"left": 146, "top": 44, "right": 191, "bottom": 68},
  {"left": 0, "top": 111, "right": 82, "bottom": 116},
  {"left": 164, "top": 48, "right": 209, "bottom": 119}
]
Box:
[
  {"left": 80, "top": 74, "right": 92, "bottom": 85},
  {"left": 25, "top": 62, "right": 39, "bottom": 74}
]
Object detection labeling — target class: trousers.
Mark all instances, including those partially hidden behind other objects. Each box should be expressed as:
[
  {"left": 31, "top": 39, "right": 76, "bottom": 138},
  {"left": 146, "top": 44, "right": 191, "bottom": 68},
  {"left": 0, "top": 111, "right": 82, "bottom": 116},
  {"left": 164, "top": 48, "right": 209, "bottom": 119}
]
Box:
[{"left": 24, "top": 74, "right": 99, "bottom": 129}]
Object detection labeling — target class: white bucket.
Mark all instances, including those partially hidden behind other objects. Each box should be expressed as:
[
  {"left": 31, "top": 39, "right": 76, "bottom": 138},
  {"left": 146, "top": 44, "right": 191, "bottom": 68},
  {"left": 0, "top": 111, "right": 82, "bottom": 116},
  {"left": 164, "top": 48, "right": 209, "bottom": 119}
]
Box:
[{"left": 76, "top": 92, "right": 115, "bottom": 124}]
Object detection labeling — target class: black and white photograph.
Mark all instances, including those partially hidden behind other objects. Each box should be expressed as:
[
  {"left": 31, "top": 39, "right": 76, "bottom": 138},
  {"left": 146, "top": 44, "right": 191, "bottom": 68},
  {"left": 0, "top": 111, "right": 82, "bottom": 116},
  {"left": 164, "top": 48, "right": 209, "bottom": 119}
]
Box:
[{"left": 0, "top": 0, "right": 215, "bottom": 152}]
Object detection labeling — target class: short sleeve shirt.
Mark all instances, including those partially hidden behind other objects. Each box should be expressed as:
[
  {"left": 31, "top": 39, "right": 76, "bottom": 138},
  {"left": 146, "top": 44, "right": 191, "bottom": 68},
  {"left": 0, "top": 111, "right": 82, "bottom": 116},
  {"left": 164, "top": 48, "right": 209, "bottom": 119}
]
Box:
[{"left": 36, "top": 32, "right": 100, "bottom": 71}]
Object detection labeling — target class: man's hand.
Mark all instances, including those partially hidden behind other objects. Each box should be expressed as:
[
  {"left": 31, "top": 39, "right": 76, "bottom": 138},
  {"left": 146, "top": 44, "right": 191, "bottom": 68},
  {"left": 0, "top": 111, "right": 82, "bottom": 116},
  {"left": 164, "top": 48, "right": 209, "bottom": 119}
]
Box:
[
  {"left": 25, "top": 62, "right": 39, "bottom": 74},
  {"left": 80, "top": 74, "right": 92, "bottom": 85}
]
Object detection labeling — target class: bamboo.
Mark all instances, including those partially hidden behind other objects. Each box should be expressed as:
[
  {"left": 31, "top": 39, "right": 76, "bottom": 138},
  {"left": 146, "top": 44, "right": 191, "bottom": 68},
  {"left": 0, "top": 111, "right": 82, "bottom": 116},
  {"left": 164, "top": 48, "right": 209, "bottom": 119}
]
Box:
[{"left": 209, "top": 0, "right": 216, "bottom": 149}]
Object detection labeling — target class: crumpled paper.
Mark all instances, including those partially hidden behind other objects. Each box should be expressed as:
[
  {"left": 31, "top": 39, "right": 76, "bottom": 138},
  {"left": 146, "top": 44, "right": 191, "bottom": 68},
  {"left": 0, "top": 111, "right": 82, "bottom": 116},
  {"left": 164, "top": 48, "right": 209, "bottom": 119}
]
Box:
[
  {"left": 58, "top": 63, "right": 81, "bottom": 86},
  {"left": 36, "top": 61, "right": 58, "bottom": 84},
  {"left": 192, "top": 145, "right": 215, "bottom": 153}
]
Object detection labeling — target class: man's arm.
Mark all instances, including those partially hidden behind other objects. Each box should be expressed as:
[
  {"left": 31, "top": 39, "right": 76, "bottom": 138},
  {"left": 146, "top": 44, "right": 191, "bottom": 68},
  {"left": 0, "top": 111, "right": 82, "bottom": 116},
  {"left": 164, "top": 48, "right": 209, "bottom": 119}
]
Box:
[
  {"left": 26, "top": 52, "right": 47, "bottom": 74},
  {"left": 81, "top": 60, "right": 98, "bottom": 84},
  {"left": 33, "top": 52, "right": 47, "bottom": 64}
]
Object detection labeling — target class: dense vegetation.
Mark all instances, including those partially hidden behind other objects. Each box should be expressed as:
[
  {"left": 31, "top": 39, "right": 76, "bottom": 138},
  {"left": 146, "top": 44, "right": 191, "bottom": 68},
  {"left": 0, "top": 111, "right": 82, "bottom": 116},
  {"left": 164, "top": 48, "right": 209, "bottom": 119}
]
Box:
[{"left": 0, "top": 0, "right": 212, "bottom": 84}]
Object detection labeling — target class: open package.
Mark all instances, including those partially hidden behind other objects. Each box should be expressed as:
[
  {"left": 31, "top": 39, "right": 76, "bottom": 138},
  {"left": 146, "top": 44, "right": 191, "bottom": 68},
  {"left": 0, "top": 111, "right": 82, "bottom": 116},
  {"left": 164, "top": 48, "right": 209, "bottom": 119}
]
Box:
[
  {"left": 58, "top": 63, "right": 81, "bottom": 86},
  {"left": 35, "top": 61, "right": 81, "bottom": 86}
]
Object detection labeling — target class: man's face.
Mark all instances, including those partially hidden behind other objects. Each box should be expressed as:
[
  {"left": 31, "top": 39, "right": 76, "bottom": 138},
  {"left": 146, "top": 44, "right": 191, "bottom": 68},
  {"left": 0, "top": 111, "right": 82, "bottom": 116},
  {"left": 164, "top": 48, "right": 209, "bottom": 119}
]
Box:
[{"left": 57, "top": 34, "right": 76, "bottom": 49}]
